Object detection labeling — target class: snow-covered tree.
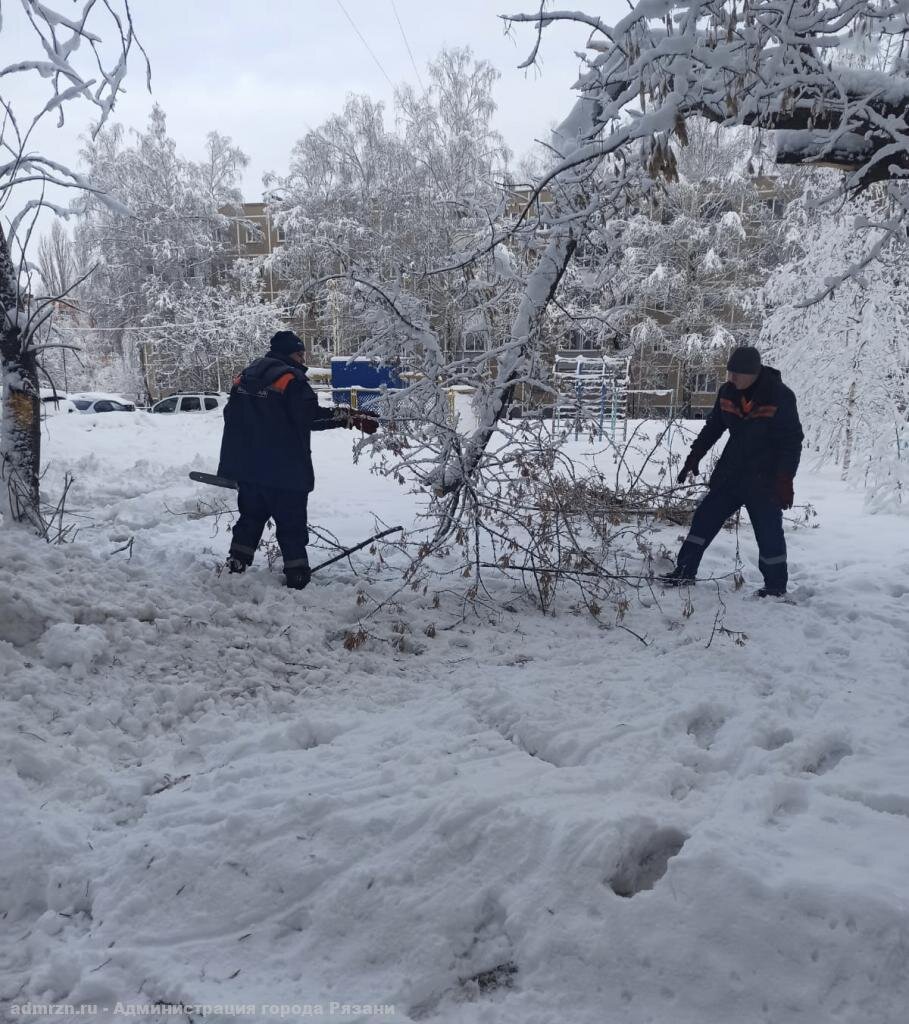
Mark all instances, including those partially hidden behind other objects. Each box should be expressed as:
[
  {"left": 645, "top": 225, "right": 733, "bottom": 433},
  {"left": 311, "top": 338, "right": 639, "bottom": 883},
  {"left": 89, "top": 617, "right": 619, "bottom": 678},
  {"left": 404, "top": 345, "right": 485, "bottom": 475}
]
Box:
[
  {"left": 76, "top": 107, "right": 267, "bottom": 397},
  {"left": 612, "top": 169, "right": 795, "bottom": 402},
  {"left": 395, "top": 47, "right": 511, "bottom": 217},
  {"left": 412, "top": 0, "right": 909, "bottom": 503},
  {"left": 762, "top": 182, "right": 909, "bottom": 509},
  {"left": 36, "top": 221, "right": 78, "bottom": 304},
  {"left": 266, "top": 93, "right": 413, "bottom": 356},
  {"left": 140, "top": 270, "right": 283, "bottom": 396},
  {"left": 1, "top": 1, "right": 147, "bottom": 527},
  {"left": 31, "top": 221, "right": 92, "bottom": 395},
  {"left": 267, "top": 48, "right": 515, "bottom": 364}
]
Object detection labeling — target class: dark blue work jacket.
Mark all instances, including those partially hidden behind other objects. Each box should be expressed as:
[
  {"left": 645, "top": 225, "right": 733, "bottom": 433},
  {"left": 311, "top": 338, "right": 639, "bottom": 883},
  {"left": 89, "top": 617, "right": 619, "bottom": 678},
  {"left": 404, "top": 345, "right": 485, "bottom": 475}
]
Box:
[
  {"left": 692, "top": 366, "right": 804, "bottom": 491},
  {"left": 218, "top": 355, "right": 343, "bottom": 493}
]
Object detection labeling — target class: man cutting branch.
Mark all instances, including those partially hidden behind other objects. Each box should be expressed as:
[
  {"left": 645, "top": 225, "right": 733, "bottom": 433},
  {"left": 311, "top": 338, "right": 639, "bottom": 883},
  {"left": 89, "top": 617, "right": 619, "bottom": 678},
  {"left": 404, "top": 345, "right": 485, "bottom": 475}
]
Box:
[
  {"left": 218, "top": 331, "right": 378, "bottom": 590},
  {"left": 662, "top": 346, "right": 804, "bottom": 598}
]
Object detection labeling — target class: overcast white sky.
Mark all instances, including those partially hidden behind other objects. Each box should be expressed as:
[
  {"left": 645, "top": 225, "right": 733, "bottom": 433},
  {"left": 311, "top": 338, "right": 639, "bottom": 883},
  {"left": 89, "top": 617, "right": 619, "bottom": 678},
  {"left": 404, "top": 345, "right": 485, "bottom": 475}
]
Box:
[{"left": 5, "top": 1, "right": 627, "bottom": 201}]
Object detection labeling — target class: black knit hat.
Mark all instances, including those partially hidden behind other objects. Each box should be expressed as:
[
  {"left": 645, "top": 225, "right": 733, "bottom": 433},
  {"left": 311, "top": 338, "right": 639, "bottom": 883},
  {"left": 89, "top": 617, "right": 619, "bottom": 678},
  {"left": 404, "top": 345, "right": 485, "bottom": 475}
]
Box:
[
  {"left": 269, "top": 330, "right": 305, "bottom": 356},
  {"left": 727, "top": 346, "right": 761, "bottom": 375}
]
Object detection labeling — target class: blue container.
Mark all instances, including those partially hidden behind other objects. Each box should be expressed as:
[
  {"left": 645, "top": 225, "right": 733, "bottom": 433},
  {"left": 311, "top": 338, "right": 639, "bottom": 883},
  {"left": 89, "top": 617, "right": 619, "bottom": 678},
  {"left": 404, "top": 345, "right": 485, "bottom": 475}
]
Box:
[{"left": 330, "top": 357, "right": 404, "bottom": 412}]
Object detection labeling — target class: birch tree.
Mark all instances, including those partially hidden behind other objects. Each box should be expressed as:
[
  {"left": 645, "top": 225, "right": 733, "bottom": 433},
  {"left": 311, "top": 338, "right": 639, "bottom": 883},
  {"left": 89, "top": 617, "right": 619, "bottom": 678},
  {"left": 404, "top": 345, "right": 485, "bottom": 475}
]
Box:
[{"left": 0, "top": 0, "right": 147, "bottom": 527}]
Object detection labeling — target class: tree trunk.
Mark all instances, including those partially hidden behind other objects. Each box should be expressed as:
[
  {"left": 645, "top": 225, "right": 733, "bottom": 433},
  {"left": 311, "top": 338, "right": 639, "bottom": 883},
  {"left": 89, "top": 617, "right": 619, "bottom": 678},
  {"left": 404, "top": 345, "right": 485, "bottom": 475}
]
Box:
[
  {"left": 0, "top": 227, "right": 42, "bottom": 529},
  {"left": 428, "top": 95, "right": 602, "bottom": 497},
  {"left": 842, "top": 379, "right": 856, "bottom": 481}
]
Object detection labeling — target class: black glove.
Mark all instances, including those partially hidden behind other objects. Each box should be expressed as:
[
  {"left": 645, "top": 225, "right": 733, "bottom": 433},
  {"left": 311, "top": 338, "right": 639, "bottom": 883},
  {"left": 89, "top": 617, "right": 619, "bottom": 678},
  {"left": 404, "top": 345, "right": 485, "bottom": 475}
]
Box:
[
  {"left": 678, "top": 452, "right": 701, "bottom": 484},
  {"left": 774, "top": 473, "right": 794, "bottom": 509},
  {"left": 347, "top": 412, "right": 379, "bottom": 434},
  {"left": 332, "top": 406, "right": 379, "bottom": 434}
]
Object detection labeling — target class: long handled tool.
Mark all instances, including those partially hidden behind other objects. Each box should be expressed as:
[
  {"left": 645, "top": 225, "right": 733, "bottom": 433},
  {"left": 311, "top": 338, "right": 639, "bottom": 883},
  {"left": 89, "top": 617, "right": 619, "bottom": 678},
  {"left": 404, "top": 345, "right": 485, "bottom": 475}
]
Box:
[
  {"left": 310, "top": 526, "right": 403, "bottom": 573},
  {"left": 189, "top": 471, "right": 238, "bottom": 489},
  {"left": 189, "top": 471, "right": 403, "bottom": 571}
]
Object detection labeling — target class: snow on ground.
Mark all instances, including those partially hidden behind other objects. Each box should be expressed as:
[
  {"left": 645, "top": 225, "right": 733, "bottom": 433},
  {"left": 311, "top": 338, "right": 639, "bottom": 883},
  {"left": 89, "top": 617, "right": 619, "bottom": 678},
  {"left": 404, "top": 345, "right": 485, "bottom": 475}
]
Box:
[{"left": 2, "top": 412, "right": 909, "bottom": 1024}]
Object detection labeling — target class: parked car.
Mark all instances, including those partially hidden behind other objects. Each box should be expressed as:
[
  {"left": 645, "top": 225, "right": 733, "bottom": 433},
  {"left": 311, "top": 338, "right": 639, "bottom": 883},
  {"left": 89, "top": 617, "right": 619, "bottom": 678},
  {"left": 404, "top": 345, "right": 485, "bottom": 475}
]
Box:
[
  {"left": 150, "top": 393, "right": 228, "bottom": 414},
  {"left": 39, "top": 388, "right": 77, "bottom": 415},
  {"left": 69, "top": 392, "right": 137, "bottom": 414},
  {"left": 76, "top": 398, "right": 136, "bottom": 413}
]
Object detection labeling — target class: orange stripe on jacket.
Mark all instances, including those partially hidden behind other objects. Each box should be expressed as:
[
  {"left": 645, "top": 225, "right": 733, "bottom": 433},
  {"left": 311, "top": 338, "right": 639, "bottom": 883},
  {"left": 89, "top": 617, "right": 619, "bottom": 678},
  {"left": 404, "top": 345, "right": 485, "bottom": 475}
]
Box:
[
  {"left": 270, "top": 372, "right": 295, "bottom": 394},
  {"left": 720, "top": 397, "right": 777, "bottom": 420}
]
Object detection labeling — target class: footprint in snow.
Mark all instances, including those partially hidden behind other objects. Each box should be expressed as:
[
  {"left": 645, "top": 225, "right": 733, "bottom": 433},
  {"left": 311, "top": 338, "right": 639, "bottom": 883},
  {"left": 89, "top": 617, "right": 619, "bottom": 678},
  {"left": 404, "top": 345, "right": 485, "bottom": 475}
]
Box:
[
  {"left": 756, "top": 726, "right": 794, "bottom": 751},
  {"left": 686, "top": 710, "right": 725, "bottom": 750},
  {"left": 766, "top": 780, "right": 810, "bottom": 824},
  {"left": 608, "top": 827, "right": 687, "bottom": 898},
  {"left": 802, "top": 740, "right": 853, "bottom": 776}
]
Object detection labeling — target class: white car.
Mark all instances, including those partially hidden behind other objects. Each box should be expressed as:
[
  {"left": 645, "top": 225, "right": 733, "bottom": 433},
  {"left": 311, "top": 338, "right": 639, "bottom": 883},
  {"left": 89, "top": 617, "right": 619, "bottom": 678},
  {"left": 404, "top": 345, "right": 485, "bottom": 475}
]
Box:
[
  {"left": 150, "top": 393, "right": 227, "bottom": 414},
  {"left": 69, "top": 392, "right": 137, "bottom": 413},
  {"left": 39, "top": 388, "right": 77, "bottom": 415}
]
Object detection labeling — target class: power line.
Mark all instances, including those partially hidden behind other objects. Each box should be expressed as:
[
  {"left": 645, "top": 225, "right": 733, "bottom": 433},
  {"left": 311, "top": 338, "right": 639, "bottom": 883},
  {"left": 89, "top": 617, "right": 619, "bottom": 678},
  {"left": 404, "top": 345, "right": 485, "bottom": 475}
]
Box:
[
  {"left": 390, "top": 0, "right": 424, "bottom": 91},
  {"left": 334, "top": 0, "right": 396, "bottom": 91}
]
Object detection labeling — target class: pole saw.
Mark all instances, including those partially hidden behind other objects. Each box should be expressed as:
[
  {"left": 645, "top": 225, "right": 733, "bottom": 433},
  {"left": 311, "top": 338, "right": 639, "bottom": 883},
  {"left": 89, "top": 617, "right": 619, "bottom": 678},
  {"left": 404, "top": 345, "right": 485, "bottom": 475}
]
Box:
[{"left": 188, "top": 472, "right": 403, "bottom": 574}]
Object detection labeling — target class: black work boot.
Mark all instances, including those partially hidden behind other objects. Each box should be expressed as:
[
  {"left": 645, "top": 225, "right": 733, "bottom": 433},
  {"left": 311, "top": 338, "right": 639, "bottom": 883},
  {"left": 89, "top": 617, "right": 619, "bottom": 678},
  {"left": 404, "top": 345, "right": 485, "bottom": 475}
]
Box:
[
  {"left": 659, "top": 566, "right": 697, "bottom": 587},
  {"left": 227, "top": 556, "right": 248, "bottom": 574},
  {"left": 284, "top": 564, "right": 311, "bottom": 590},
  {"left": 756, "top": 586, "right": 786, "bottom": 598}
]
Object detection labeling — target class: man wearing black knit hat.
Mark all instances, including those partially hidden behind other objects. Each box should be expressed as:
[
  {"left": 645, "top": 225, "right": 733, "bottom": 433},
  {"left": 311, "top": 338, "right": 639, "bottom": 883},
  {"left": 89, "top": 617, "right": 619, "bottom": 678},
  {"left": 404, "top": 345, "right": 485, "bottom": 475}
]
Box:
[
  {"left": 662, "top": 345, "right": 803, "bottom": 597},
  {"left": 217, "top": 330, "right": 378, "bottom": 589}
]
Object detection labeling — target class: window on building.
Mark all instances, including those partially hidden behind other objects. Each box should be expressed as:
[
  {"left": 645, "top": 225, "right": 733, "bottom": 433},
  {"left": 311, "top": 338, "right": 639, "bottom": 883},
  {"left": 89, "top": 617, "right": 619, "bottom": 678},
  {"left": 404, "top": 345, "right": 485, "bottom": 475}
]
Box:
[
  {"left": 564, "top": 326, "right": 599, "bottom": 351},
  {"left": 462, "top": 331, "right": 488, "bottom": 353},
  {"left": 692, "top": 372, "right": 719, "bottom": 393},
  {"left": 241, "top": 222, "right": 263, "bottom": 245}
]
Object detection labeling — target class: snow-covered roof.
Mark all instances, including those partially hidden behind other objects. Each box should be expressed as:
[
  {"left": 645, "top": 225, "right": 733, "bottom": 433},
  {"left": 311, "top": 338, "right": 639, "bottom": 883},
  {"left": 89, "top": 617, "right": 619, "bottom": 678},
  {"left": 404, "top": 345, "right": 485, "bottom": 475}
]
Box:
[{"left": 69, "top": 392, "right": 134, "bottom": 403}]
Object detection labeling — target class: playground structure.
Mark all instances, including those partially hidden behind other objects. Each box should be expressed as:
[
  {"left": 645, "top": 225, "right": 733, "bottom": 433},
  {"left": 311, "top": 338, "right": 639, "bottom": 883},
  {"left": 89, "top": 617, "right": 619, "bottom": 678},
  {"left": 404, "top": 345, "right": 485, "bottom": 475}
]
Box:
[{"left": 553, "top": 354, "right": 631, "bottom": 440}]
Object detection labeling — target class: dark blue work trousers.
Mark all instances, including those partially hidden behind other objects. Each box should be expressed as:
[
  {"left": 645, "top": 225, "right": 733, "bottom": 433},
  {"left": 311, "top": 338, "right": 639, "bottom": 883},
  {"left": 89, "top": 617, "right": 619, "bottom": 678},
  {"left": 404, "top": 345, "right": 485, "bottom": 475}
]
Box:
[
  {"left": 229, "top": 484, "right": 310, "bottom": 571},
  {"left": 677, "top": 484, "right": 787, "bottom": 590}
]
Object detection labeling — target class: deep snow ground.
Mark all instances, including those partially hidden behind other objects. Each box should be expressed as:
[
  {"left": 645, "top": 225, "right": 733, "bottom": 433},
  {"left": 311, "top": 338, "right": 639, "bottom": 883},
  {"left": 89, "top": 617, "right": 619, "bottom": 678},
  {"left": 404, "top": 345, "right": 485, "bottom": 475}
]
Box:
[{"left": 2, "top": 411, "right": 909, "bottom": 1024}]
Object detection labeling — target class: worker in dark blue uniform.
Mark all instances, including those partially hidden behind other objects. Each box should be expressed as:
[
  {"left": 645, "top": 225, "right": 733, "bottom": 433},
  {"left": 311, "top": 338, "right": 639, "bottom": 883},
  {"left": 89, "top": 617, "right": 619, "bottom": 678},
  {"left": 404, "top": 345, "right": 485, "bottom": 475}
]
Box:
[
  {"left": 218, "top": 331, "right": 378, "bottom": 589},
  {"left": 663, "top": 346, "right": 804, "bottom": 597}
]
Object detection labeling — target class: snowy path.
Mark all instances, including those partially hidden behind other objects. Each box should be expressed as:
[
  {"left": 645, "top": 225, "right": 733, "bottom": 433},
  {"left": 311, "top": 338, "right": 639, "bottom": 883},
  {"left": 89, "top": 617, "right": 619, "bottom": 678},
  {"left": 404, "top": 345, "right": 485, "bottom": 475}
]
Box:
[{"left": 3, "top": 414, "right": 909, "bottom": 1024}]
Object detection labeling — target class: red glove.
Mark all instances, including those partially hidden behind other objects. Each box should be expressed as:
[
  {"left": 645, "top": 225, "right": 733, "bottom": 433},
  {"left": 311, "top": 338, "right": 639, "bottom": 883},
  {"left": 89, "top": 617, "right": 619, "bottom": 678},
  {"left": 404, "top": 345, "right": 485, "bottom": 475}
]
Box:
[
  {"left": 774, "top": 473, "right": 794, "bottom": 509},
  {"left": 678, "top": 452, "right": 701, "bottom": 484},
  {"left": 347, "top": 412, "right": 379, "bottom": 435}
]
